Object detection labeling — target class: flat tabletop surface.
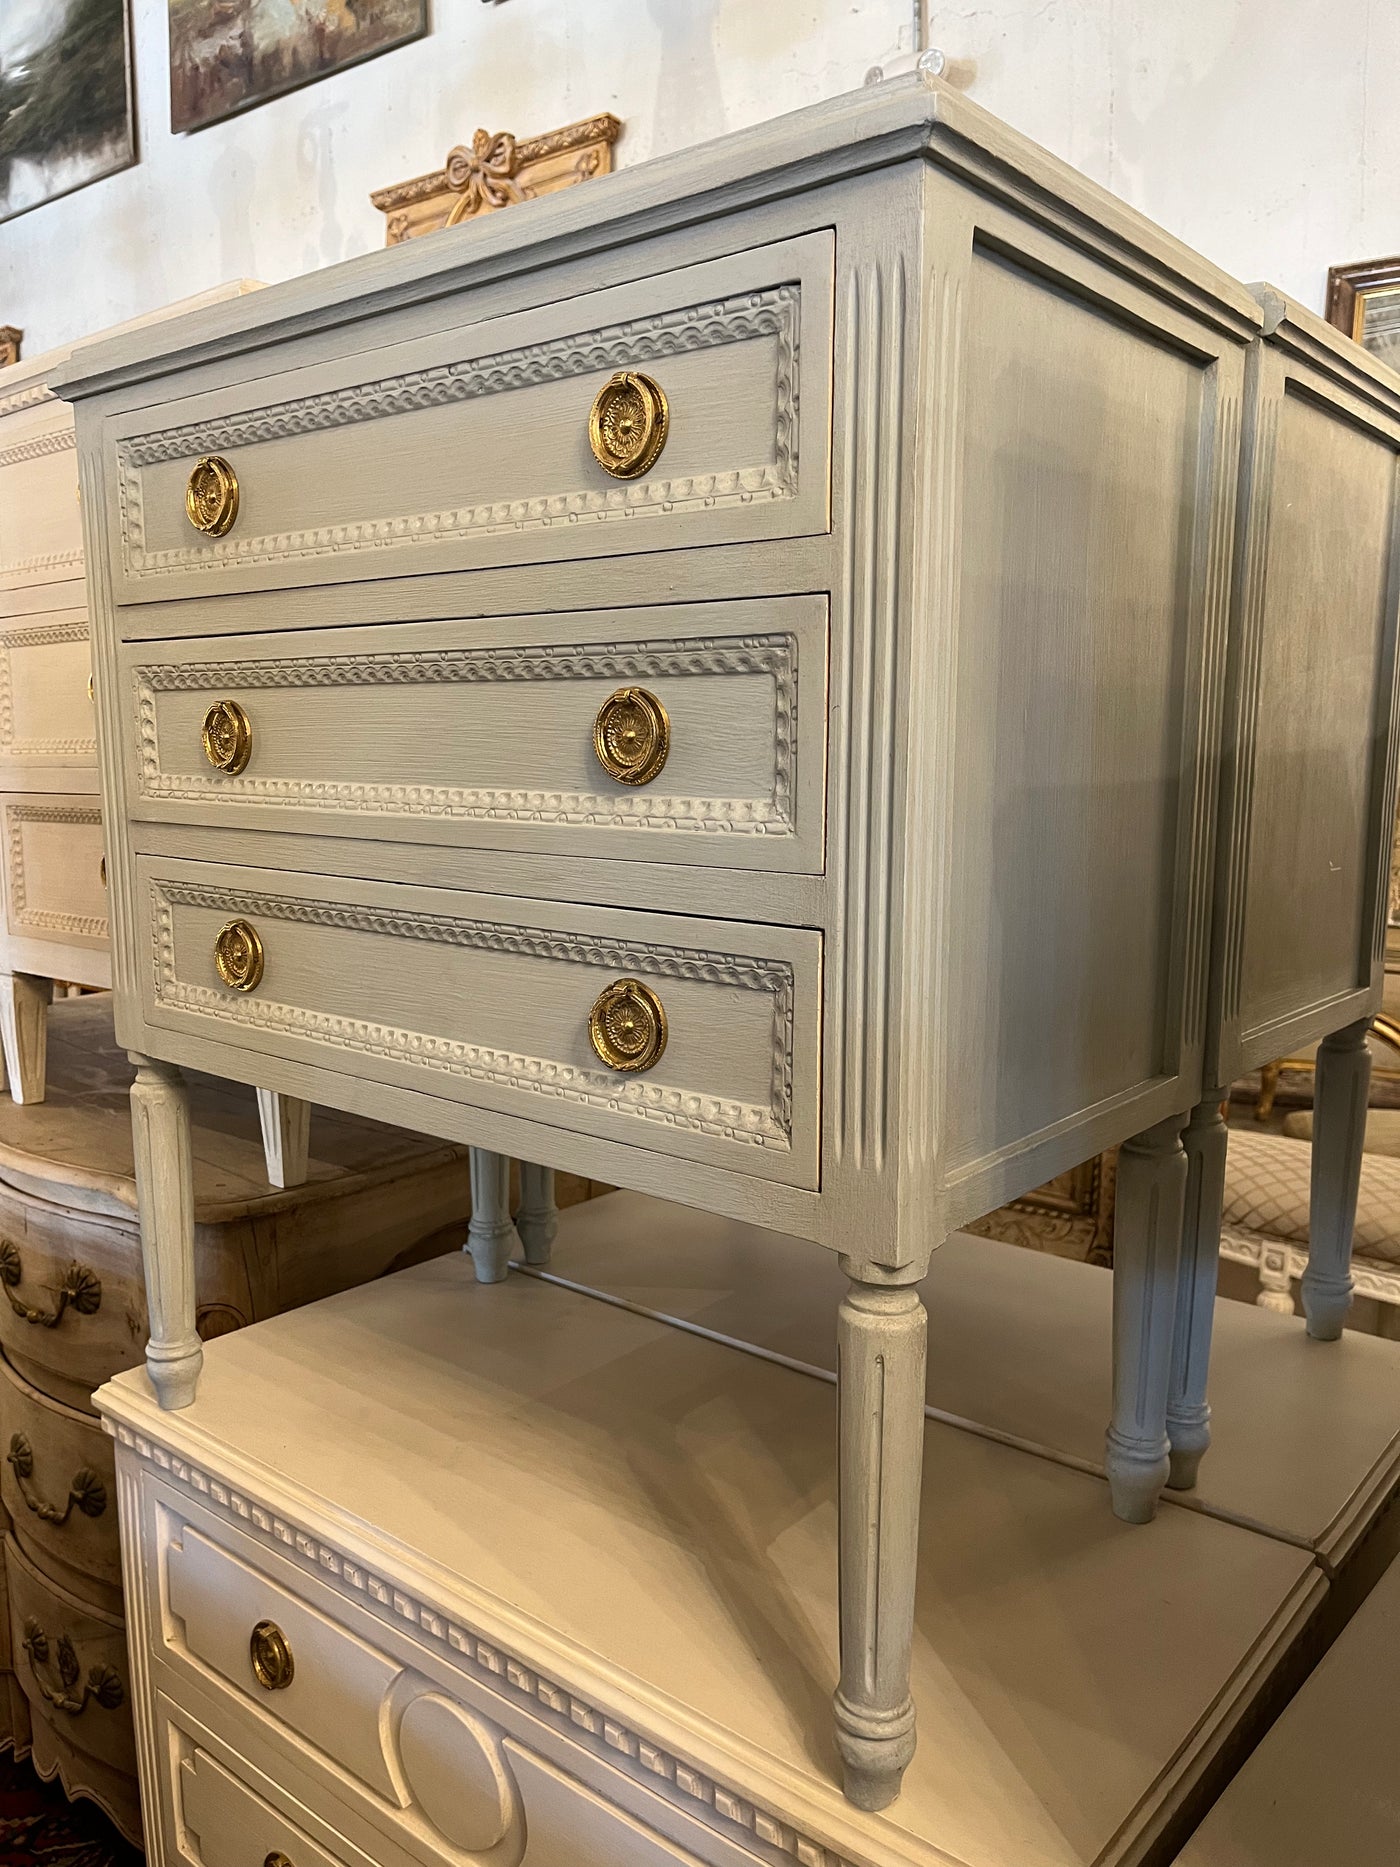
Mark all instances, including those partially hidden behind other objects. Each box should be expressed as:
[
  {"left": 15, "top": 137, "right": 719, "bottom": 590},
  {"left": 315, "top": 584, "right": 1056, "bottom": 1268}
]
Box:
[
  {"left": 0, "top": 993, "right": 466, "bottom": 1221},
  {"left": 102, "top": 1226, "right": 1318, "bottom": 1867},
  {"left": 1177, "top": 1551, "right": 1400, "bottom": 1865},
  {"left": 542, "top": 1193, "right": 1400, "bottom": 1562}
]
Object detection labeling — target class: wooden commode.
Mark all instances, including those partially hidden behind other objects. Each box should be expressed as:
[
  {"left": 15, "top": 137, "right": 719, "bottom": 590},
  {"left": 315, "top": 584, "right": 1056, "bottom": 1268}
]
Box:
[
  {"left": 0, "top": 291, "right": 313, "bottom": 1193},
  {"left": 53, "top": 72, "right": 1389, "bottom": 1816}
]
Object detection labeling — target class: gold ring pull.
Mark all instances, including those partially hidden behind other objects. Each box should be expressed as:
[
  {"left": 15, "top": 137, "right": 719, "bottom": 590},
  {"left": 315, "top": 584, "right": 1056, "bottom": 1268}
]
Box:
[
  {"left": 588, "top": 978, "right": 668, "bottom": 1074},
  {"left": 201, "top": 698, "right": 252, "bottom": 774},
  {"left": 588, "top": 371, "right": 669, "bottom": 479},
  {"left": 185, "top": 455, "right": 239, "bottom": 537},
  {"left": 214, "top": 920, "right": 264, "bottom": 993},
  {"left": 593, "top": 686, "right": 670, "bottom": 786},
  {"left": 85, "top": 673, "right": 94, "bottom": 704},
  {"left": 249, "top": 1620, "right": 294, "bottom": 1692},
  {"left": 265, "top": 1856, "right": 295, "bottom": 1867}
]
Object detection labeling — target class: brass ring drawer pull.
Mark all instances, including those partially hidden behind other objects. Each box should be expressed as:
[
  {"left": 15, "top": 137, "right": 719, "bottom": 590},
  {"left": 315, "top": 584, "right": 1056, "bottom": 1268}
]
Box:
[
  {"left": 588, "top": 370, "right": 669, "bottom": 478},
  {"left": 265, "top": 1856, "right": 295, "bottom": 1867},
  {"left": 594, "top": 686, "right": 670, "bottom": 786},
  {"left": 250, "top": 1619, "right": 295, "bottom": 1692},
  {"left": 21, "top": 1619, "right": 124, "bottom": 1716},
  {"left": 214, "top": 920, "right": 265, "bottom": 993},
  {"left": 588, "top": 978, "right": 668, "bottom": 1074},
  {"left": 202, "top": 698, "right": 252, "bottom": 774},
  {"left": 7, "top": 1435, "right": 107, "bottom": 1524},
  {"left": 0, "top": 1242, "right": 101, "bottom": 1329},
  {"left": 185, "top": 455, "right": 239, "bottom": 536}
]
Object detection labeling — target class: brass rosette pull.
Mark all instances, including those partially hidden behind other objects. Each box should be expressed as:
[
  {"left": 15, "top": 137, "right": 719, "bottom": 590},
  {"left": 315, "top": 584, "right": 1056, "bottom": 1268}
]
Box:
[
  {"left": 185, "top": 455, "right": 240, "bottom": 536},
  {"left": 214, "top": 919, "right": 265, "bottom": 993},
  {"left": 593, "top": 686, "right": 670, "bottom": 786},
  {"left": 588, "top": 978, "right": 668, "bottom": 1074},
  {"left": 588, "top": 370, "right": 669, "bottom": 478},
  {"left": 21, "top": 1620, "right": 123, "bottom": 1716},
  {"left": 250, "top": 1619, "right": 295, "bottom": 1691},
  {"left": 201, "top": 698, "right": 253, "bottom": 774},
  {"left": 7, "top": 1434, "right": 107, "bottom": 1524},
  {"left": 0, "top": 1242, "right": 101, "bottom": 1328}
]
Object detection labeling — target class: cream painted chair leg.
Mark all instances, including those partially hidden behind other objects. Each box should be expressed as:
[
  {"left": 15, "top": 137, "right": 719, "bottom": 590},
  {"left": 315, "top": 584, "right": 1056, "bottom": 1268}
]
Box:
[
  {"left": 1106, "top": 1113, "right": 1188, "bottom": 1523},
  {"left": 0, "top": 972, "right": 48, "bottom": 1105},
  {"left": 833, "top": 1266, "right": 926, "bottom": 1812},
  {"left": 256, "top": 1090, "right": 311, "bottom": 1190},
  {"left": 1166, "top": 1094, "right": 1228, "bottom": 1492},
  {"left": 467, "top": 1147, "right": 518, "bottom": 1284},
  {"left": 1301, "top": 1018, "right": 1372, "bottom": 1341},
  {"left": 129, "top": 1055, "right": 202, "bottom": 1411},
  {"left": 516, "top": 1163, "right": 558, "bottom": 1267}
]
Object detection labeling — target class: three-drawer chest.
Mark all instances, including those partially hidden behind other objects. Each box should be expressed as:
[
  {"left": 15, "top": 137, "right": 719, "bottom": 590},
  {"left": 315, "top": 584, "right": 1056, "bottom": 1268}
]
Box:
[{"left": 54, "top": 71, "right": 1369, "bottom": 1819}]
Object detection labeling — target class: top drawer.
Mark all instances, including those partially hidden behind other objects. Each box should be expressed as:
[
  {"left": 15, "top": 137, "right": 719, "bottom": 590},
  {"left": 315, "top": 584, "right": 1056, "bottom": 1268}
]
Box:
[
  {"left": 104, "top": 231, "right": 834, "bottom": 606},
  {"left": 0, "top": 396, "right": 81, "bottom": 596}
]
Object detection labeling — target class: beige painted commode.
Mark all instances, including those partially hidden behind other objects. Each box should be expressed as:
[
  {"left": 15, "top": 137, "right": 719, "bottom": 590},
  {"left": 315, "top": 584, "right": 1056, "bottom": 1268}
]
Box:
[{"left": 52, "top": 70, "right": 1400, "bottom": 1827}]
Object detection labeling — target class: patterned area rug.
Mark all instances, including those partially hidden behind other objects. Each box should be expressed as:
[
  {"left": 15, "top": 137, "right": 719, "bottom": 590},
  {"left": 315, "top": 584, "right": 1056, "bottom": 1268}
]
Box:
[{"left": 0, "top": 1753, "right": 139, "bottom": 1866}]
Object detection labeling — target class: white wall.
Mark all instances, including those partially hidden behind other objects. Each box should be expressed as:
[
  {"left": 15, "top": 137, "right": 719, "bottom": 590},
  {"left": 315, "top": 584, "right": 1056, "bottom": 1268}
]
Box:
[{"left": 1, "top": 0, "right": 1396, "bottom": 356}]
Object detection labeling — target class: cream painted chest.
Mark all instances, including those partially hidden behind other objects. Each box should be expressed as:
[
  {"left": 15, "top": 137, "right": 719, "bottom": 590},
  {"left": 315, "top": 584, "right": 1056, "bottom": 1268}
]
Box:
[
  {"left": 0, "top": 291, "right": 315, "bottom": 1190},
  {"left": 59, "top": 74, "right": 1278, "bottom": 1814}
]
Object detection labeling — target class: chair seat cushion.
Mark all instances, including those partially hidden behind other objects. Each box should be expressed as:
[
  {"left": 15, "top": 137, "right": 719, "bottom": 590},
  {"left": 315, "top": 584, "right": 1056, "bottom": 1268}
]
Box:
[
  {"left": 1224, "top": 1127, "right": 1400, "bottom": 1266},
  {"left": 1281, "top": 1105, "right": 1400, "bottom": 1159}
]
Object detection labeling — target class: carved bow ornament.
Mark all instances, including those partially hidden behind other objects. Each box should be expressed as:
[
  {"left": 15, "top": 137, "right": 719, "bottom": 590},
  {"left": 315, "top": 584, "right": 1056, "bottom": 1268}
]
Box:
[{"left": 444, "top": 129, "right": 525, "bottom": 220}]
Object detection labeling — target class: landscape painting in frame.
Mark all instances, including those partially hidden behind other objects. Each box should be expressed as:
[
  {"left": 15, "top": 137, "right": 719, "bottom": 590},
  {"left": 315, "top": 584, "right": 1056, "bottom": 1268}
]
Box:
[
  {"left": 170, "top": 0, "right": 428, "bottom": 135},
  {"left": 0, "top": 0, "right": 136, "bottom": 223}
]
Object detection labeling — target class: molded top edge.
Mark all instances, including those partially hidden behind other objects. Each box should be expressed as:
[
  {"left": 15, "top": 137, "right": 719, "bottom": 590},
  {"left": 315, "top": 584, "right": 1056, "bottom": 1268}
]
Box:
[
  {"left": 1250, "top": 278, "right": 1400, "bottom": 417},
  {"left": 53, "top": 76, "right": 1259, "bottom": 406}
]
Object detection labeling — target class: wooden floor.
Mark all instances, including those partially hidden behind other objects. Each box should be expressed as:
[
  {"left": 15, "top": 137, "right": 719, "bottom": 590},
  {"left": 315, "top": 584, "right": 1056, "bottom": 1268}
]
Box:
[{"left": 113, "top": 1188, "right": 1400, "bottom": 1867}]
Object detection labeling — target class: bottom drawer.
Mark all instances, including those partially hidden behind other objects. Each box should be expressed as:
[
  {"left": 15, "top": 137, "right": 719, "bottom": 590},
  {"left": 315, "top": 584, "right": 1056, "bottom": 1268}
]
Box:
[
  {"left": 156, "top": 1689, "right": 736, "bottom": 1867},
  {"left": 0, "top": 793, "right": 109, "bottom": 958},
  {"left": 6, "top": 1532, "right": 135, "bottom": 1779}
]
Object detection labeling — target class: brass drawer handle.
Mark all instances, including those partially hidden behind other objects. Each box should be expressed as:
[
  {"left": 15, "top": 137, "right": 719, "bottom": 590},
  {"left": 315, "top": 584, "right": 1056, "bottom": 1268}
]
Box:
[
  {"left": 588, "top": 370, "right": 669, "bottom": 478},
  {"left": 588, "top": 978, "right": 668, "bottom": 1074},
  {"left": 99, "top": 854, "right": 106, "bottom": 889},
  {"left": 214, "top": 919, "right": 265, "bottom": 993},
  {"left": 7, "top": 1435, "right": 107, "bottom": 1524},
  {"left": 265, "top": 1856, "right": 294, "bottom": 1867},
  {"left": 185, "top": 455, "right": 239, "bottom": 536},
  {"left": 594, "top": 686, "right": 670, "bottom": 786},
  {"left": 0, "top": 1242, "right": 101, "bottom": 1329},
  {"left": 250, "top": 1619, "right": 294, "bottom": 1691},
  {"left": 202, "top": 698, "right": 253, "bottom": 774},
  {"left": 21, "top": 1619, "right": 123, "bottom": 1716}
]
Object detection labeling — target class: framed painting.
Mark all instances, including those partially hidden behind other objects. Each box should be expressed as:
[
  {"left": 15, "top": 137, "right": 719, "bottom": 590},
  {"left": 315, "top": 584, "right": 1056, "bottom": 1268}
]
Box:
[
  {"left": 0, "top": 0, "right": 136, "bottom": 224},
  {"left": 169, "top": 0, "right": 429, "bottom": 135},
  {"left": 1326, "top": 257, "right": 1400, "bottom": 369}
]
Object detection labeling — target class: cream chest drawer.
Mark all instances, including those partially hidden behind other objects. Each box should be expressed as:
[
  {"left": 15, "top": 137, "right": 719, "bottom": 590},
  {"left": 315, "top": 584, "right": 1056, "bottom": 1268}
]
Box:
[
  {"left": 171, "top": 1726, "right": 363, "bottom": 1867},
  {"left": 138, "top": 856, "right": 819, "bottom": 1187},
  {"left": 1, "top": 794, "right": 108, "bottom": 954},
  {"left": 123, "top": 597, "right": 826, "bottom": 871},
  {"left": 0, "top": 614, "right": 95, "bottom": 778},
  {"left": 0, "top": 399, "right": 80, "bottom": 595},
  {"left": 106, "top": 231, "right": 833, "bottom": 605}
]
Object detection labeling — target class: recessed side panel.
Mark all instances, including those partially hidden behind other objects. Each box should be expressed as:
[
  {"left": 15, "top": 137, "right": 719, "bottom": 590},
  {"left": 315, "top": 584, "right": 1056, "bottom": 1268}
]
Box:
[
  {"left": 1237, "top": 386, "right": 1398, "bottom": 1040},
  {"left": 944, "top": 243, "right": 1214, "bottom": 1173}
]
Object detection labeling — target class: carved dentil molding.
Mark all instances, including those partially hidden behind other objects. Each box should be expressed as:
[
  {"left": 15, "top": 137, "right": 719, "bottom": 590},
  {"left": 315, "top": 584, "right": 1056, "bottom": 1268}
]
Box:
[
  {"left": 0, "top": 383, "right": 54, "bottom": 420},
  {"left": 117, "top": 284, "right": 801, "bottom": 575},
  {"left": 5, "top": 802, "right": 106, "bottom": 939},
  {"left": 0, "top": 549, "right": 83, "bottom": 582},
  {"left": 152, "top": 880, "right": 795, "bottom": 1148},
  {"left": 114, "top": 1423, "right": 859, "bottom": 1867},
  {"left": 0, "top": 428, "right": 76, "bottom": 471},
  {"left": 136, "top": 633, "right": 797, "bottom": 836}
]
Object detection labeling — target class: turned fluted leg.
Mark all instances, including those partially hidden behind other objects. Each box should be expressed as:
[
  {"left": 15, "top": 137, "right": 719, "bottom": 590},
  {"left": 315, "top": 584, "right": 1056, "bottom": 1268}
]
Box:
[
  {"left": 467, "top": 1147, "right": 518, "bottom": 1284},
  {"left": 256, "top": 1090, "right": 311, "bottom": 1190},
  {"left": 516, "top": 1163, "right": 558, "bottom": 1267},
  {"left": 1302, "top": 1018, "right": 1372, "bottom": 1341},
  {"left": 1106, "top": 1113, "right": 1188, "bottom": 1523},
  {"left": 834, "top": 1265, "right": 927, "bottom": 1811},
  {"left": 1166, "top": 1094, "right": 1228, "bottom": 1492},
  {"left": 0, "top": 972, "right": 48, "bottom": 1105},
  {"left": 129, "top": 1054, "right": 201, "bottom": 1410}
]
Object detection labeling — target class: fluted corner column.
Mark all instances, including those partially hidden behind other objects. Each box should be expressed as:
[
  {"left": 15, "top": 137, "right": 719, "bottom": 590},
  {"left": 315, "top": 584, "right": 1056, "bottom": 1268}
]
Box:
[
  {"left": 466, "top": 1147, "right": 519, "bottom": 1284},
  {"left": 128, "top": 1053, "right": 201, "bottom": 1410},
  {"left": 1166, "top": 1094, "right": 1229, "bottom": 1491},
  {"left": 516, "top": 1163, "right": 559, "bottom": 1267},
  {"left": 833, "top": 1263, "right": 927, "bottom": 1812},
  {"left": 1106, "top": 1113, "right": 1189, "bottom": 1523},
  {"left": 1302, "top": 1018, "right": 1372, "bottom": 1341}
]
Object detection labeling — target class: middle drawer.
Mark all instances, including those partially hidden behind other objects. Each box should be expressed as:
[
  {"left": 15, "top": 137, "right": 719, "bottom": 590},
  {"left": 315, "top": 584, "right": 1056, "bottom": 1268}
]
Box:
[{"left": 120, "top": 597, "right": 827, "bottom": 873}]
